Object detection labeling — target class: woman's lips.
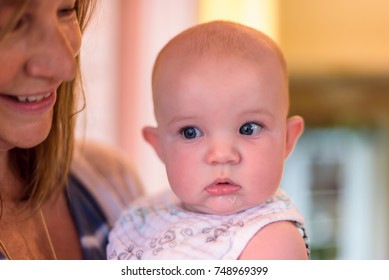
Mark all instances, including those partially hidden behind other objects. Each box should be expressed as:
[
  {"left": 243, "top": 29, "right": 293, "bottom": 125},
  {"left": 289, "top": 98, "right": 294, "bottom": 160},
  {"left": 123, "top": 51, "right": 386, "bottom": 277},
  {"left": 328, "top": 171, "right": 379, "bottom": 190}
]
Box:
[
  {"left": 205, "top": 179, "right": 241, "bottom": 196},
  {"left": 0, "top": 91, "right": 56, "bottom": 114},
  {"left": 15, "top": 92, "right": 52, "bottom": 102}
]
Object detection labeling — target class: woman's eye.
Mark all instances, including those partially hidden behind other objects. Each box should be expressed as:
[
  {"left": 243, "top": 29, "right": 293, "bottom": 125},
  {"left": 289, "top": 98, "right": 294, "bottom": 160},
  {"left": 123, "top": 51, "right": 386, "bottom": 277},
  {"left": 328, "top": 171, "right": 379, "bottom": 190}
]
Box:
[
  {"left": 12, "top": 15, "right": 28, "bottom": 32},
  {"left": 239, "top": 122, "right": 262, "bottom": 136},
  {"left": 58, "top": 6, "right": 76, "bottom": 18},
  {"left": 180, "top": 127, "right": 202, "bottom": 139}
]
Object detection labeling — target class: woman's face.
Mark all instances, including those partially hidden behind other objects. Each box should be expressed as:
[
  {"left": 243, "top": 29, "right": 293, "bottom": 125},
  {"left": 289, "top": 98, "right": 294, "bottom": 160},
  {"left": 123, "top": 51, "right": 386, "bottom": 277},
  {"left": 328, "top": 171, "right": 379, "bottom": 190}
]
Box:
[{"left": 0, "top": 0, "right": 81, "bottom": 151}]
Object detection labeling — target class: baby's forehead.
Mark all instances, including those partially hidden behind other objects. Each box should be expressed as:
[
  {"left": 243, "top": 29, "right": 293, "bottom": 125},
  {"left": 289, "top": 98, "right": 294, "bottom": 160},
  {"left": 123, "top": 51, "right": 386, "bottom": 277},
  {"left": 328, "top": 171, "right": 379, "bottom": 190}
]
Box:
[{"left": 153, "top": 21, "right": 287, "bottom": 83}]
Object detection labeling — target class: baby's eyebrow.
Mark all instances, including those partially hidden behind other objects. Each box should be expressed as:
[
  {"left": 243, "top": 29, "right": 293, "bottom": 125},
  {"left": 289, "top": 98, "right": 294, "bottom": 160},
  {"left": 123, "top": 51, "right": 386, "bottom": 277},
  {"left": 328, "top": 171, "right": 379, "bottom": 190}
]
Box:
[
  {"left": 167, "top": 115, "right": 198, "bottom": 127},
  {"left": 239, "top": 108, "right": 276, "bottom": 118}
]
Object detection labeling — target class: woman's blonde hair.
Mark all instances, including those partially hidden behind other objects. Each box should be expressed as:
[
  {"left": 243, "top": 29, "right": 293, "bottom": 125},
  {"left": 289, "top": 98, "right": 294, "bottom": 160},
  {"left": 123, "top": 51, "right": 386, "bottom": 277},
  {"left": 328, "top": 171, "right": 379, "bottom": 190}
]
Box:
[{"left": 3, "top": 0, "right": 98, "bottom": 211}]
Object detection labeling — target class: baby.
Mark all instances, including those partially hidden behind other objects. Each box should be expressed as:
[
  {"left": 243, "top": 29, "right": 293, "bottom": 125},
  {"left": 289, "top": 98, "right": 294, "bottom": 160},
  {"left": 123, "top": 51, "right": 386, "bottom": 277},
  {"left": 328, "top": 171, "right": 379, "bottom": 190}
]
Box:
[{"left": 107, "top": 20, "right": 309, "bottom": 260}]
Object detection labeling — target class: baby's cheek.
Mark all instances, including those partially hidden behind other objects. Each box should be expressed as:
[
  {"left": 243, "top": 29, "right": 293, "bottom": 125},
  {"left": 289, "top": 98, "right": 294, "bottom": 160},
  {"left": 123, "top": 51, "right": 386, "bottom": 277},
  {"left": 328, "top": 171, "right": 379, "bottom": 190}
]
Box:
[
  {"left": 166, "top": 161, "right": 191, "bottom": 188},
  {"left": 168, "top": 165, "right": 200, "bottom": 200}
]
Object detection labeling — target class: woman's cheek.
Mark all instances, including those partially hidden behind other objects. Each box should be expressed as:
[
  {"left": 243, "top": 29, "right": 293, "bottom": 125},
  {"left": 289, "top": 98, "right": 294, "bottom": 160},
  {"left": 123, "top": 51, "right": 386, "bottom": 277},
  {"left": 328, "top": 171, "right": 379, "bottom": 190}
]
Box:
[{"left": 65, "top": 22, "right": 82, "bottom": 57}]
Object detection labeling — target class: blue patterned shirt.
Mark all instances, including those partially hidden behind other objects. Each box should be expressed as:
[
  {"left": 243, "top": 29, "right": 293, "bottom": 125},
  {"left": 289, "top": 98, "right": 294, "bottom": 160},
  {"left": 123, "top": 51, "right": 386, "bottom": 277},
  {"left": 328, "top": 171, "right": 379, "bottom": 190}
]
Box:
[{"left": 0, "top": 175, "right": 110, "bottom": 260}]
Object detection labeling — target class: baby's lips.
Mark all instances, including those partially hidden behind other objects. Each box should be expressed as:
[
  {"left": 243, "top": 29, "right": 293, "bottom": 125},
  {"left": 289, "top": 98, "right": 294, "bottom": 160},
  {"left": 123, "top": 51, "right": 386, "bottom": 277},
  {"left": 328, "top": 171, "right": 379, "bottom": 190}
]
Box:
[{"left": 205, "top": 183, "right": 241, "bottom": 196}]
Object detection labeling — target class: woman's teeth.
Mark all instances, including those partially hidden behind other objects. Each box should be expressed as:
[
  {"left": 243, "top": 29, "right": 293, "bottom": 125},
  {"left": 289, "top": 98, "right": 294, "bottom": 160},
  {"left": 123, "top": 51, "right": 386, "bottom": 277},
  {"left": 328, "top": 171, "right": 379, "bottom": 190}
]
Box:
[{"left": 16, "top": 93, "right": 51, "bottom": 103}]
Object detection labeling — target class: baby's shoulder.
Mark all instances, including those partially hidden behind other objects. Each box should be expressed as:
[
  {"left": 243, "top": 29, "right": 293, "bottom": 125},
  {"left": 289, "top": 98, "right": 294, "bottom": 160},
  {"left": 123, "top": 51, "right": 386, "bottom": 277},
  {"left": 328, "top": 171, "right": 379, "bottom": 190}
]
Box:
[{"left": 239, "top": 220, "right": 308, "bottom": 260}]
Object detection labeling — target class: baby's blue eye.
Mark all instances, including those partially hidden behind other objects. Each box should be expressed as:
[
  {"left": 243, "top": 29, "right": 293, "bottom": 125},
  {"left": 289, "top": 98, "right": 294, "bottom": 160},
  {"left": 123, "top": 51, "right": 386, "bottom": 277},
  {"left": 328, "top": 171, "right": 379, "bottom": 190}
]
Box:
[
  {"left": 180, "top": 127, "right": 202, "bottom": 139},
  {"left": 239, "top": 122, "right": 262, "bottom": 136}
]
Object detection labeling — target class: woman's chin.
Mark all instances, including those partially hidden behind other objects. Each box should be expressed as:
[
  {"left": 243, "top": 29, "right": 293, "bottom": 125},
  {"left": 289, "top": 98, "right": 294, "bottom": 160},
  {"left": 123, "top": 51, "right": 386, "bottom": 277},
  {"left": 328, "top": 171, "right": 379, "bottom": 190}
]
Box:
[{"left": 7, "top": 122, "right": 52, "bottom": 150}]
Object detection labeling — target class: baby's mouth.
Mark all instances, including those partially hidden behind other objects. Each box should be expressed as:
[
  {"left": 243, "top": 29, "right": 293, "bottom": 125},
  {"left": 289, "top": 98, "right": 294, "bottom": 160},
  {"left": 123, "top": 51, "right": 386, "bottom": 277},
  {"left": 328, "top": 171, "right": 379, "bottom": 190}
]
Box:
[{"left": 205, "top": 179, "right": 241, "bottom": 196}]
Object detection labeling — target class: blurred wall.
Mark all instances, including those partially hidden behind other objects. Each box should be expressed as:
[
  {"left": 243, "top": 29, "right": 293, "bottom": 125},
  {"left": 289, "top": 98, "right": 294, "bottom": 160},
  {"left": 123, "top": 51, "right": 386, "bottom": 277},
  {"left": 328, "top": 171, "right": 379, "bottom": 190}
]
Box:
[{"left": 279, "top": 0, "right": 389, "bottom": 76}]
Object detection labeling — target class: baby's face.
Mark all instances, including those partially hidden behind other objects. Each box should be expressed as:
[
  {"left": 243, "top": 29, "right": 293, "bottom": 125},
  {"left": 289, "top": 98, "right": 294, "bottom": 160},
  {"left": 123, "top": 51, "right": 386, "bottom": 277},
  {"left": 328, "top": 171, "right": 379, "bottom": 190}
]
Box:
[{"left": 152, "top": 52, "right": 295, "bottom": 214}]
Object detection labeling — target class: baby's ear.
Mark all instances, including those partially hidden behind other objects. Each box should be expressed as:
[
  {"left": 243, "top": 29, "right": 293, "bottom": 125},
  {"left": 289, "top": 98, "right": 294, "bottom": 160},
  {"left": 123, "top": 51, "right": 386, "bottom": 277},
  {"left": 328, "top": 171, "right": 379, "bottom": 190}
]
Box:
[
  {"left": 142, "top": 126, "right": 164, "bottom": 162},
  {"left": 285, "top": 116, "right": 304, "bottom": 159}
]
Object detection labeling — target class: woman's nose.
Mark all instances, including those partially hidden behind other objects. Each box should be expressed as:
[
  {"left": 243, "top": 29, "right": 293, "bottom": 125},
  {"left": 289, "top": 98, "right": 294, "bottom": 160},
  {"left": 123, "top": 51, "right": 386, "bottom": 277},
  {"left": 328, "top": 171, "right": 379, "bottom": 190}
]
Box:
[
  {"left": 205, "top": 139, "right": 241, "bottom": 165},
  {"left": 25, "top": 19, "right": 81, "bottom": 82}
]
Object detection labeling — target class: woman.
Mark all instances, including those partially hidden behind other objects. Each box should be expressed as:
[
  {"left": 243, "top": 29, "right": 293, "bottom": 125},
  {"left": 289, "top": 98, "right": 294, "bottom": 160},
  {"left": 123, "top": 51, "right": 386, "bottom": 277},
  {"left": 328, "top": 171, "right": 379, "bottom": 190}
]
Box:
[{"left": 0, "top": 0, "right": 143, "bottom": 259}]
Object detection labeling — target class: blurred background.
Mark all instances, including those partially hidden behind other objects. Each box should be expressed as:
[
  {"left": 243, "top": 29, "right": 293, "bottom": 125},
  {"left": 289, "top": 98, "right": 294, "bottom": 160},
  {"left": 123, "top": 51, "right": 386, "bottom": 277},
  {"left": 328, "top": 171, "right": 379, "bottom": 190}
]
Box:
[{"left": 77, "top": 0, "right": 389, "bottom": 259}]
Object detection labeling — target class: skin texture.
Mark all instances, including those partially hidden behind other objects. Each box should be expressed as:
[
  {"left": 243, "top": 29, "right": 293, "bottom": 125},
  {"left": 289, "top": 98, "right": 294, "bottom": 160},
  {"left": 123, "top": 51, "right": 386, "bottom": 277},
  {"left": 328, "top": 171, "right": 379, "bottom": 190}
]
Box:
[
  {"left": 0, "top": 0, "right": 83, "bottom": 259},
  {"left": 143, "top": 21, "right": 307, "bottom": 259}
]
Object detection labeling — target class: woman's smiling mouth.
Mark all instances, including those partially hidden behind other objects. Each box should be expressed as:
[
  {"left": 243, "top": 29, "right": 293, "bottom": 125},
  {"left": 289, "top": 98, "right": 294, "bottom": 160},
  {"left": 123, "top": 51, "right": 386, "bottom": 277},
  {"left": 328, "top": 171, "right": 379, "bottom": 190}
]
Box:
[
  {"left": 14, "top": 92, "right": 52, "bottom": 103},
  {"left": 0, "top": 91, "right": 56, "bottom": 114}
]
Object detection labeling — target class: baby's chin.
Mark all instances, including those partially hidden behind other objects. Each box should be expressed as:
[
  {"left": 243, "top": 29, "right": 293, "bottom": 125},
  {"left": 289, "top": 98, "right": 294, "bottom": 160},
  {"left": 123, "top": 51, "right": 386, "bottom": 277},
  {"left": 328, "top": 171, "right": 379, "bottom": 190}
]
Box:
[{"left": 183, "top": 195, "right": 256, "bottom": 215}]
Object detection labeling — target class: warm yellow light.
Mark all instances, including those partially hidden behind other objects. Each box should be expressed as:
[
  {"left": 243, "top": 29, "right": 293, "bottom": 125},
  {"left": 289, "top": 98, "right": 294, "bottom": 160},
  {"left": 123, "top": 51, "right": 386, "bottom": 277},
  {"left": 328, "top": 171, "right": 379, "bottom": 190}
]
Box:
[{"left": 198, "top": 0, "right": 279, "bottom": 42}]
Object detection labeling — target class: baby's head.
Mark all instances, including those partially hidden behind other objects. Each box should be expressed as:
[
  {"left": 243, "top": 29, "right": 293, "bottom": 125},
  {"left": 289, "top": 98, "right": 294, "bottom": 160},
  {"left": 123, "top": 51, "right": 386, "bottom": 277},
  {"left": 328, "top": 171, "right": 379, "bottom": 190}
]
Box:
[
  {"left": 151, "top": 20, "right": 289, "bottom": 121},
  {"left": 144, "top": 20, "right": 304, "bottom": 214}
]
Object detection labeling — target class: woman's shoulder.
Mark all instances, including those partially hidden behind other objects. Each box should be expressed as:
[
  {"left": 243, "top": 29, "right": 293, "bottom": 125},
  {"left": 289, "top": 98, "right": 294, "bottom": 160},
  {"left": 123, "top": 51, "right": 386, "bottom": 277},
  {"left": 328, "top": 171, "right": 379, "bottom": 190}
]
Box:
[{"left": 70, "top": 140, "right": 144, "bottom": 225}]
